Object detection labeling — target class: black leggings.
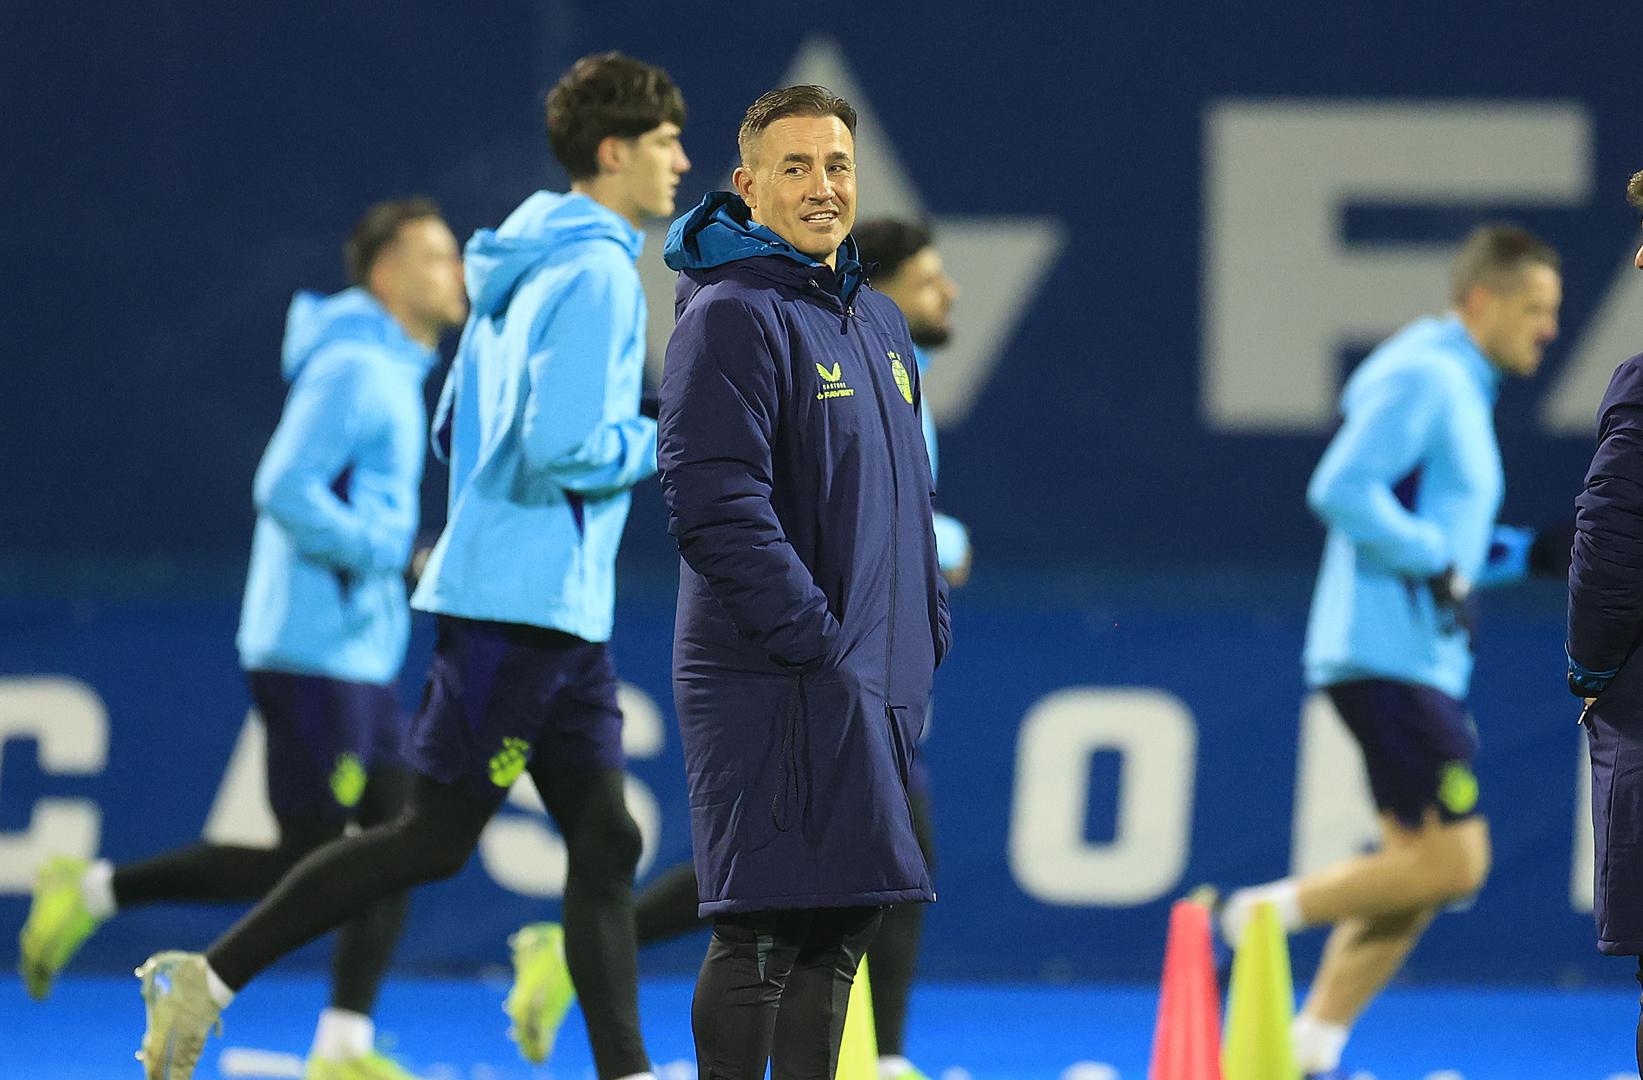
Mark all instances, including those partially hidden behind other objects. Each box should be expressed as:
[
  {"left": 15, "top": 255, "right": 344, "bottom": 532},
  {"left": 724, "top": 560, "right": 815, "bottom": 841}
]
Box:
[
  {"left": 206, "top": 767, "right": 648, "bottom": 1079},
  {"left": 638, "top": 786, "right": 936, "bottom": 1057},
  {"left": 112, "top": 765, "right": 410, "bottom": 1015},
  {"left": 692, "top": 906, "right": 884, "bottom": 1080},
  {"left": 635, "top": 861, "right": 706, "bottom": 944}
]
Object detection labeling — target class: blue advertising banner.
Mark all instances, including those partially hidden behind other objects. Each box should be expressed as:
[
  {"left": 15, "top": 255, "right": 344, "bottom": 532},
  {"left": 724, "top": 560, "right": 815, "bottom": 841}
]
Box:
[{"left": 0, "top": 582, "right": 1606, "bottom": 986}]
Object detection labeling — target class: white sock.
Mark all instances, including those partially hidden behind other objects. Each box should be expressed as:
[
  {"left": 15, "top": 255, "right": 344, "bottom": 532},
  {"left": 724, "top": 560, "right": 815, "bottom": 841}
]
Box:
[
  {"left": 1292, "top": 1013, "right": 1350, "bottom": 1073},
  {"left": 80, "top": 860, "right": 116, "bottom": 921},
  {"left": 203, "top": 960, "right": 236, "bottom": 1009},
  {"left": 879, "top": 1055, "right": 914, "bottom": 1079},
  {"left": 1221, "top": 879, "right": 1305, "bottom": 946},
  {"left": 610, "top": 1073, "right": 656, "bottom": 1080},
  {"left": 310, "top": 1007, "right": 375, "bottom": 1061}
]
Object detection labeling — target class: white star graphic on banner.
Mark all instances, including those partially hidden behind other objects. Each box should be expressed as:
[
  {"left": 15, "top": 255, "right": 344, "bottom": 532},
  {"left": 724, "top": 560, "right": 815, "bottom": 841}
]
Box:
[{"left": 639, "top": 36, "right": 1066, "bottom": 426}]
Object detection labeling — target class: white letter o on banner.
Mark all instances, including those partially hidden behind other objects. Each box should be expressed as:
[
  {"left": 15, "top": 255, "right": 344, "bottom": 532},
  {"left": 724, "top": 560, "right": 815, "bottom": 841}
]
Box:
[{"left": 1008, "top": 687, "right": 1196, "bottom": 906}]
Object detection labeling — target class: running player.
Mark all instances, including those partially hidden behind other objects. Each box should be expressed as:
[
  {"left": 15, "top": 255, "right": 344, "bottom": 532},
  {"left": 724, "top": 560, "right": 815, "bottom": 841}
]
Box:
[
  {"left": 127, "top": 53, "right": 689, "bottom": 1080},
  {"left": 20, "top": 197, "right": 466, "bottom": 1080},
  {"left": 1221, "top": 224, "right": 1562, "bottom": 1079}
]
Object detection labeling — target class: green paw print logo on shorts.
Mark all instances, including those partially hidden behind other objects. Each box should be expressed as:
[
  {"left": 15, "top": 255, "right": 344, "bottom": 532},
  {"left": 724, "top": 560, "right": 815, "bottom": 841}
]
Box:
[
  {"left": 330, "top": 752, "right": 366, "bottom": 808},
  {"left": 1437, "top": 761, "right": 1479, "bottom": 816},
  {"left": 489, "top": 737, "right": 531, "bottom": 788}
]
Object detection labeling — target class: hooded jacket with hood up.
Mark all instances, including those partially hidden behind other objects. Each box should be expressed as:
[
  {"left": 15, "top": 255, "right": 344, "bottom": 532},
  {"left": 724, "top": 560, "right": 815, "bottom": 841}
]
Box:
[
  {"left": 658, "top": 192, "right": 951, "bottom": 914},
  {"left": 411, "top": 191, "right": 655, "bottom": 641},
  {"left": 237, "top": 287, "right": 437, "bottom": 684}
]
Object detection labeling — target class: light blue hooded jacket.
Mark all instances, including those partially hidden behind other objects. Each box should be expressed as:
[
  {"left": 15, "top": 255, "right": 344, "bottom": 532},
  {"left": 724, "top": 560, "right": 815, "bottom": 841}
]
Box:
[
  {"left": 411, "top": 192, "right": 654, "bottom": 641},
  {"left": 1303, "top": 313, "right": 1526, "bottom": 699},
  {"left": 237, "top": 288, "right": 437, "bottom": 684}
]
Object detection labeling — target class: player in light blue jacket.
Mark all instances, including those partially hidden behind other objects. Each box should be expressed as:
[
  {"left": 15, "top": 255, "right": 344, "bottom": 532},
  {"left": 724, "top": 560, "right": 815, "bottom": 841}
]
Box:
[
  {"left": 237, "top": 283, "right": 439, "bottom": 683},
  {"left": 131, "top": 56, "right": 690, "bottom": 1080},
  {"left": 24, "top": 199, "right": 466, "bottom": 1080},
  {"left": 1303, "top": 315, "right": 1515, "bottom": 700},
  {"left": 1221, "top": 226, "right": 1562, "bottom": 1080},
  {"left": 409, "top": 189, "right": 656, "bottom": 641}
]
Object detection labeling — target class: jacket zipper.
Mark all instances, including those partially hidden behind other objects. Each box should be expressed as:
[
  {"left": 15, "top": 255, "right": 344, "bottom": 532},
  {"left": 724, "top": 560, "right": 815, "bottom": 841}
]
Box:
[
  {"left": 859, "top": 311, "right": 902, "bottom": 742},
  {"left": 825, "top": 279, "right": 905, "bottom": 755},
  {"left": 885, "top": 470, "right": 899, "bottom": 715}
]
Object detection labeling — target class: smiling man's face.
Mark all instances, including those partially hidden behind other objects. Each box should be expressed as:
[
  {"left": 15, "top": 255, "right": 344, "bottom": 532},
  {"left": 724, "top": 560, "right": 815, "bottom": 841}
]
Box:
[{"left": 734, "top": 114, "right": 856, "bottom": 269}]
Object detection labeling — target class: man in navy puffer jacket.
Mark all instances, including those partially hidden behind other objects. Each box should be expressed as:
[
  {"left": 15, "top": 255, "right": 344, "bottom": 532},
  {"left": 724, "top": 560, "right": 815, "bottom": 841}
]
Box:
[
  {"left": 659, "top": 85, "right": 950, "bottom": 1080},
  {"left": 1568, "top": 168, "right": 1643, "bottom": 1075}
]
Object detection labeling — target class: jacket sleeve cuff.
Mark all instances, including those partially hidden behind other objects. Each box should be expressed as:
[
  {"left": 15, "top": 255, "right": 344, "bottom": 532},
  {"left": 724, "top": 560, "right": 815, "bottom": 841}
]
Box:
[
  {"left": 364, "top": 523, "right": 411, "bottom": 575},
  {"left": 1410, "top": 521, "right": 1452, "bottom": 578},
  {"left": 1476, "top": 525, "right": 1534, "bottom": 588},
  {"left": 1567, "top": 644, "right": 1619, "bottom": 698}
]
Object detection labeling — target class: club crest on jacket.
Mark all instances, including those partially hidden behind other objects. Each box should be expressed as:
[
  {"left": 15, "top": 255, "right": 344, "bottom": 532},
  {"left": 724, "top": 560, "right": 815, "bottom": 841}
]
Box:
[{"left": 888, "top": 352, "right": 914, "bottom": 405}]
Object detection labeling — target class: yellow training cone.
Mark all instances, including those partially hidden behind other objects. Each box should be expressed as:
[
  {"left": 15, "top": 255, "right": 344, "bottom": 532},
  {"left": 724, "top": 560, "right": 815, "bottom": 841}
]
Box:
[
  {"left": 836, "top": 954, "right": 878, "bottom": 1079},
  {"left": 1221, "top": 902, "right": 1299, "bottom": 1080}
]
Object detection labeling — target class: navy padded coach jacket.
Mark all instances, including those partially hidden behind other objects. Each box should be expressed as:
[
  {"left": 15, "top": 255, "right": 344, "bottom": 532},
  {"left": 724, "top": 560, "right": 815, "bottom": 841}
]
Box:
[
  {"left": 658, "top": 192, "right": 949, "bottom": 914},
  {"left": 1570, "top": 353, "right": 1643, "bottom": 954}
]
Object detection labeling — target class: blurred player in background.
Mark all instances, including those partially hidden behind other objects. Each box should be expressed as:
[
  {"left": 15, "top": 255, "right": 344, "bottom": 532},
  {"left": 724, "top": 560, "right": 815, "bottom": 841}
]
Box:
[
  {"left": 127, "top": 53, "right": 688, "bottom": 1080},
  {"left": 1219, "top": 224, "right": 1563, "bottom": 1079},
  {"left": 1566, "top": 170, "right": 1643, "bottom": 1076},
  {"left": 853, "top": 219, "right": 970, "bottom": 589},
  {"left": 19, "top": 197, "right": 466, "bottom": 1080},
  {"left": 632, "top": 216, "right": 967, "bottom": 1080}
]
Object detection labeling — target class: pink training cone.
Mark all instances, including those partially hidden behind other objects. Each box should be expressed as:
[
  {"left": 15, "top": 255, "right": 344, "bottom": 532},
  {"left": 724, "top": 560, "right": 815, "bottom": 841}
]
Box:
[{"left": 1148, "top": 896, "right": 1223, "bottom": 1080}]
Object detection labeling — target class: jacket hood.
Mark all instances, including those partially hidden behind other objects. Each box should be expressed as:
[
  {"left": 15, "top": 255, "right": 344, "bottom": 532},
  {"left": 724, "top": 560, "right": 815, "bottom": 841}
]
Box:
[
  {"left": 664, "top": 192, "right": 863, "bottom": 302},
  {"left": 464, "top": 191, "right": 644, "bottom": 318},
  {"left": 280, "top": 287, "right": 436, "bottom": 382}
]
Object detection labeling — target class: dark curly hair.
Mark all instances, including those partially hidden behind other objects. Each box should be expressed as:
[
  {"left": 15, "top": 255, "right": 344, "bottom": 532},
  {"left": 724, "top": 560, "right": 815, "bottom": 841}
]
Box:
[{"left": 544, "top": 52, "right": 685, "bottom": 181}]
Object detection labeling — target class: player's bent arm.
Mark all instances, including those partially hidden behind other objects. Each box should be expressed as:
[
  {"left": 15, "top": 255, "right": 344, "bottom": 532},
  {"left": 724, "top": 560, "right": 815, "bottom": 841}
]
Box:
[
  {"left": 253, "top": 352, "right": 403, "bottom": 574},
  {"left": 1306, "top": 369, "right": 1448, "bottom": 577},
  {"left": 519, "top": 258, "right": 658, "bottom": 497},
  {"left": 658, "top": 296, "right": 840, "bottom": 671}
]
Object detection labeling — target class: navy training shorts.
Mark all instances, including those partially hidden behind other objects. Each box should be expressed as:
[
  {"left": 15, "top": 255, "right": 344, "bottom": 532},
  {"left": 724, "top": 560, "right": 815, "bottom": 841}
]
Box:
[
  {"left": 246, "top": 669, "right": 404, "bottom": 822},
  {"left": 1325, "top": 677, "right": 1481, "bottom": 829},
  {"left": 405, "top": 615, "right": 625, "bottom": 806}
]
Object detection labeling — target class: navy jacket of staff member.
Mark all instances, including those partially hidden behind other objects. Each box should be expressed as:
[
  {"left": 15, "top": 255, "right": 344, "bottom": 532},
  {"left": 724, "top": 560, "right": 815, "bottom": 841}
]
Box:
[
  {"left": 1568, "top": 173, "right": 1643, "bottom": 964},
  {"left": 658, "top": 189, "right": 951, "bottom": 916},
  {"left": 1570, "top": 356, "right": 1643, "bottom": 956}
]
